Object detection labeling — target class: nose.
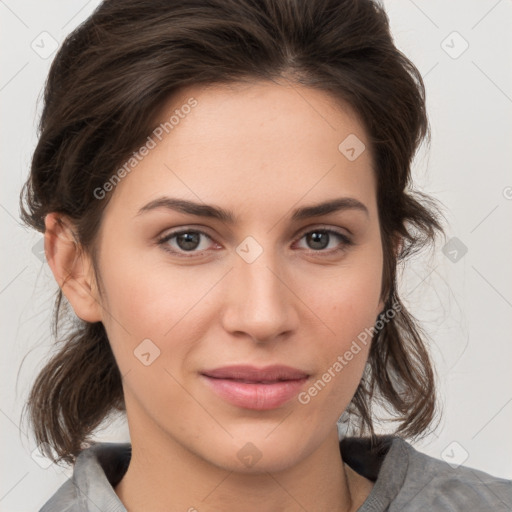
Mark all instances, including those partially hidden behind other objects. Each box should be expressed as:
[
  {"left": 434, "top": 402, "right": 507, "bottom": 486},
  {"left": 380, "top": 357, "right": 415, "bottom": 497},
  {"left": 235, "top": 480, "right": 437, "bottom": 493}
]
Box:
[{"left": 221, "top": 249, "right": 299, "bottom": 344}]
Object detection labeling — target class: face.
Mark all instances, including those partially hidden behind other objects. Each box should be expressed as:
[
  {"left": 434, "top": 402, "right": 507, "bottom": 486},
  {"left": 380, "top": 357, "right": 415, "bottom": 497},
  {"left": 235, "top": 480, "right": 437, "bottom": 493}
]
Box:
[{"left": 84, "top": 80, "right": 384, "bottom": 473}]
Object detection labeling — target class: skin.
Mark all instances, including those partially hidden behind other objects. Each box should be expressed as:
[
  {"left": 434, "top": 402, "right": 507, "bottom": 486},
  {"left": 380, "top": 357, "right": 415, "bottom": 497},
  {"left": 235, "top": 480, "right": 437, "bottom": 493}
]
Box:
[{"left": 45, "top": 79, "right": 388, "bottom": 512}]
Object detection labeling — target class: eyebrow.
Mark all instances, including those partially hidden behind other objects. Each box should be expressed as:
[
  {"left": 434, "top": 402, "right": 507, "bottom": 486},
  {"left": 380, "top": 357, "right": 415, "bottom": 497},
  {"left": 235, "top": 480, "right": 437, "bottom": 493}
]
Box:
[{"left": 136, "top": 196, "right": 369, "bottom": 223}]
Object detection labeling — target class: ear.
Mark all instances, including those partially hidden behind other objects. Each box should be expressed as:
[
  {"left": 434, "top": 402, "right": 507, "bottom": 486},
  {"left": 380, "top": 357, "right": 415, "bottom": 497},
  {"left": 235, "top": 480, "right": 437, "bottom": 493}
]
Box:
[{"left": 44, "top": 212, "right": 103, "bottom": 323}]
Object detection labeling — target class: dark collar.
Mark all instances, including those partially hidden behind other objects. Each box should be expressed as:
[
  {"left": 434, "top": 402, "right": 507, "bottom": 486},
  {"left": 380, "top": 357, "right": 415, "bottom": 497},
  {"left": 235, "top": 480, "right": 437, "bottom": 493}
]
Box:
[{"left": 91, "top": 434, "right": 396, "bottom": 487}]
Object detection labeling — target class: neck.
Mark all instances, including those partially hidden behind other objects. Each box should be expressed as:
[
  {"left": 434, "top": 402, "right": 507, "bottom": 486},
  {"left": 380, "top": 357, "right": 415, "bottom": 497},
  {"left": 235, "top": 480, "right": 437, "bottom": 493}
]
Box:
[{"left": 115, "top": 422, "right": 362, "bottom": 512}]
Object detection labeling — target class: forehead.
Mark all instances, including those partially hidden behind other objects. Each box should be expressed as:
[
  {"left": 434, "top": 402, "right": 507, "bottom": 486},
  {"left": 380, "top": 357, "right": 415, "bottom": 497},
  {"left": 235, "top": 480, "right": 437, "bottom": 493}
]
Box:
[{"left": 102, "top": 80, "right": 376, "bottom": 221}]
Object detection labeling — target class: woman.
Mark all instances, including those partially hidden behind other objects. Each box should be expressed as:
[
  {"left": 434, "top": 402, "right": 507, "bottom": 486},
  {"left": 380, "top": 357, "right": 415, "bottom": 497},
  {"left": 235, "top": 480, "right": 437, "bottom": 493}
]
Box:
[{"left": 20, "top": 0, "right": 512, "bottom": 510}]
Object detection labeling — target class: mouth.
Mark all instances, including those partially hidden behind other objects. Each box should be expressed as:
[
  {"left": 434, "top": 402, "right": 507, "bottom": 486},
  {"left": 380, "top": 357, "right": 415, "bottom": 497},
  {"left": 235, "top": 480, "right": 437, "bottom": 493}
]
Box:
[{"left": 200, "top": 365, "right": 310, "bottom": 410}]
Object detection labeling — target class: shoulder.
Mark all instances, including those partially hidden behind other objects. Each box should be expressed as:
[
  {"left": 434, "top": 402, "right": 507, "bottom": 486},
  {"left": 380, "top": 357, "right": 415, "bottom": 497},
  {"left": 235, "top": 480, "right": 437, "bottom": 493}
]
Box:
[
  {"left": 389, "top": 438, "right": 512, "bottom": 511},
  {"left": 39, "top": 442, "right": 131, "bottom": 512},
  {"left": 39, "top": 478, "right": 77, "bottom": 512}
]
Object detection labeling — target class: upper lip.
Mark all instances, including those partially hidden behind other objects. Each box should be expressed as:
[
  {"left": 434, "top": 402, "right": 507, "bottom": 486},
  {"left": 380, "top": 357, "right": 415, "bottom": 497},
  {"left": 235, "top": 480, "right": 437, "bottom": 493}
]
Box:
[{"left": 201, "top": 365, "right": 309, "bottom": 382}]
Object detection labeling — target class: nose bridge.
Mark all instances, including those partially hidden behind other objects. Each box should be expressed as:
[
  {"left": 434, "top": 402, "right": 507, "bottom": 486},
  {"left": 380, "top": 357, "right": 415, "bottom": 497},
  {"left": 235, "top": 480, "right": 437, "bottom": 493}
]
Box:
[{"left": 223, "top": 240, "right": 296, "bottom": 341}]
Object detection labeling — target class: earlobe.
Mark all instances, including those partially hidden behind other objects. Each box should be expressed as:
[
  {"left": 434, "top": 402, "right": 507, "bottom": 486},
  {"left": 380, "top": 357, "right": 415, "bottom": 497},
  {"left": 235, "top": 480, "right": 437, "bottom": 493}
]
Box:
[{"left": 44, "top": 213, "right": 103, "bottom": 323}]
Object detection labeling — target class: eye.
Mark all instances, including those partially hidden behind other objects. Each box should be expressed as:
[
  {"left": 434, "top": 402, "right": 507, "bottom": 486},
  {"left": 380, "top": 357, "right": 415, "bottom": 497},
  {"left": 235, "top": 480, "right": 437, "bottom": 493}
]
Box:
[
  {"left": 157, "top": 229, "right": 218, "bottom": 257},
  {"left": 294, "top": 228, "right": 353, "bottom": 255},
  {"left": 157, "top": 226, "right": 353, "bottom": 258}
]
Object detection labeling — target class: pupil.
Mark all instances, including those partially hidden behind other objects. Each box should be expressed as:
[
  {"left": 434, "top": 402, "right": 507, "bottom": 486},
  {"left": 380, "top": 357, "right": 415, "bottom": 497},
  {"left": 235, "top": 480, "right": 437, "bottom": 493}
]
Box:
[
  {"left": 309, "top": 231, "right": 328, "bottom": 250},
  {"left": 178, "top": 232, "right": 199, "bottom": 251}
]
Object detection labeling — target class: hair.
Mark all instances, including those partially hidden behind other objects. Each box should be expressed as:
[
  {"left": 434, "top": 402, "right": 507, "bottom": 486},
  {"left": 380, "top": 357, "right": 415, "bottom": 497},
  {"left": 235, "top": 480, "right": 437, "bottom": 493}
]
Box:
[{"left": 20, "top": 0, "right": 445, "bottom": 465}]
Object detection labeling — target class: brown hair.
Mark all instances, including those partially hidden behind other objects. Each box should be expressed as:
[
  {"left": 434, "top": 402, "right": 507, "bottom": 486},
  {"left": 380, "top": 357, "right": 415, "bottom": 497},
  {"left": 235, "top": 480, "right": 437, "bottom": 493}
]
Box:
[{"left": 20, "top": 0, "right": 445, "bottom": 465}]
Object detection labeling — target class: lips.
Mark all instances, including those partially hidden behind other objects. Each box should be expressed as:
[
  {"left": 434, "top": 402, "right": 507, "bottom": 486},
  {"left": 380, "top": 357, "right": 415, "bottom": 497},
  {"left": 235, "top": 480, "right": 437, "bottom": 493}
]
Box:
[
  {"left": 200, "top": 365, "right": 310, "bottom": 410},
  {"left": 201, "top": 365, "right": 309, "bottom": 382}
]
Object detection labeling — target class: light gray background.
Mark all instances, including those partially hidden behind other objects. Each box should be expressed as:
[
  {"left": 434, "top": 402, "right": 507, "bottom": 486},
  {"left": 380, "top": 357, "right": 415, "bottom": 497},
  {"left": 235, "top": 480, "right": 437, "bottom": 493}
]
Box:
[{"left": 1, "top": 1, "right": 511, "bottom": 510}]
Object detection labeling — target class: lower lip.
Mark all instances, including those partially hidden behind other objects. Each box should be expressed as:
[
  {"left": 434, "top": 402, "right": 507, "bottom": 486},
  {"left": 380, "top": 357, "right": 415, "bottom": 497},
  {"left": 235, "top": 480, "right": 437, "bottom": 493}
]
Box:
[{"left": 201, "top": 375, "right": 308, "bottom": 410}]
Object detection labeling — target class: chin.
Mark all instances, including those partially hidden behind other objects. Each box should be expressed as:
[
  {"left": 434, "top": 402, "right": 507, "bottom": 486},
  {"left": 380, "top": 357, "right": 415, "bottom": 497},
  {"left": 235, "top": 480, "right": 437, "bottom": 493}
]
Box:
[{"left": 197, "top": 428, "right": 316, "bottom": 475}]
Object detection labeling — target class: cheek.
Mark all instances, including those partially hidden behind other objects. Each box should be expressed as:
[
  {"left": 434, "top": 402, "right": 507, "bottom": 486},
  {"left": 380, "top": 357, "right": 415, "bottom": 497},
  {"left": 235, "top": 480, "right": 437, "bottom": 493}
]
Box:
[
  {"left": 319, "top": 256, "right": 383, "bottom": 341},
  {"left": 304, "top": 250, "right": 382, "bottom": 397},
  {"left": 299, "top": 292, "right": 377, "bottom": 423},
  {"left": 97, "top": 252, "right": 231, "bottom": 412},
  {"left": 100, "top": 249, "right": 211, "bottom": 336},
  {"left": 96, "top": 255, "right": 208, "bottom": 416},
  {"left": 96, "top": 245, "right": 205, "bottom": 372}
]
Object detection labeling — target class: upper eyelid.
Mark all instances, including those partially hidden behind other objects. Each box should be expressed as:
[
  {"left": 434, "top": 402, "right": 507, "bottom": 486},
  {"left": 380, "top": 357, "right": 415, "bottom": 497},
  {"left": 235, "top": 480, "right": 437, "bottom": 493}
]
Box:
[
  {"left": 295, "top": 224, "right": 351, "bottom": 238},
  {"left": 160, "top": 224, "right": 350, "bottom": 239},
  {"left": 158, "top": 225, "right": 351, "bottom": 249}
]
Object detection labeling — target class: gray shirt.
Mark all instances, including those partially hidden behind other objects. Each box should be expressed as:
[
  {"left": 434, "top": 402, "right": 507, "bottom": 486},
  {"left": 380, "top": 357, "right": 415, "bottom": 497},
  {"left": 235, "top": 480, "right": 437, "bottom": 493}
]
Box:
[{"left": 39, "top": 435, "right": 512, "bottom": 511}]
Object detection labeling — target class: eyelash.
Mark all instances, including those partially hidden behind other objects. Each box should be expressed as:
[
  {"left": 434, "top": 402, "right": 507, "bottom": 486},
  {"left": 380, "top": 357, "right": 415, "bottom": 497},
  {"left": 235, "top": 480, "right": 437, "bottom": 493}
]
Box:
[{"left": 156, "top": 226, "right": 354, "bottom": 259}]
